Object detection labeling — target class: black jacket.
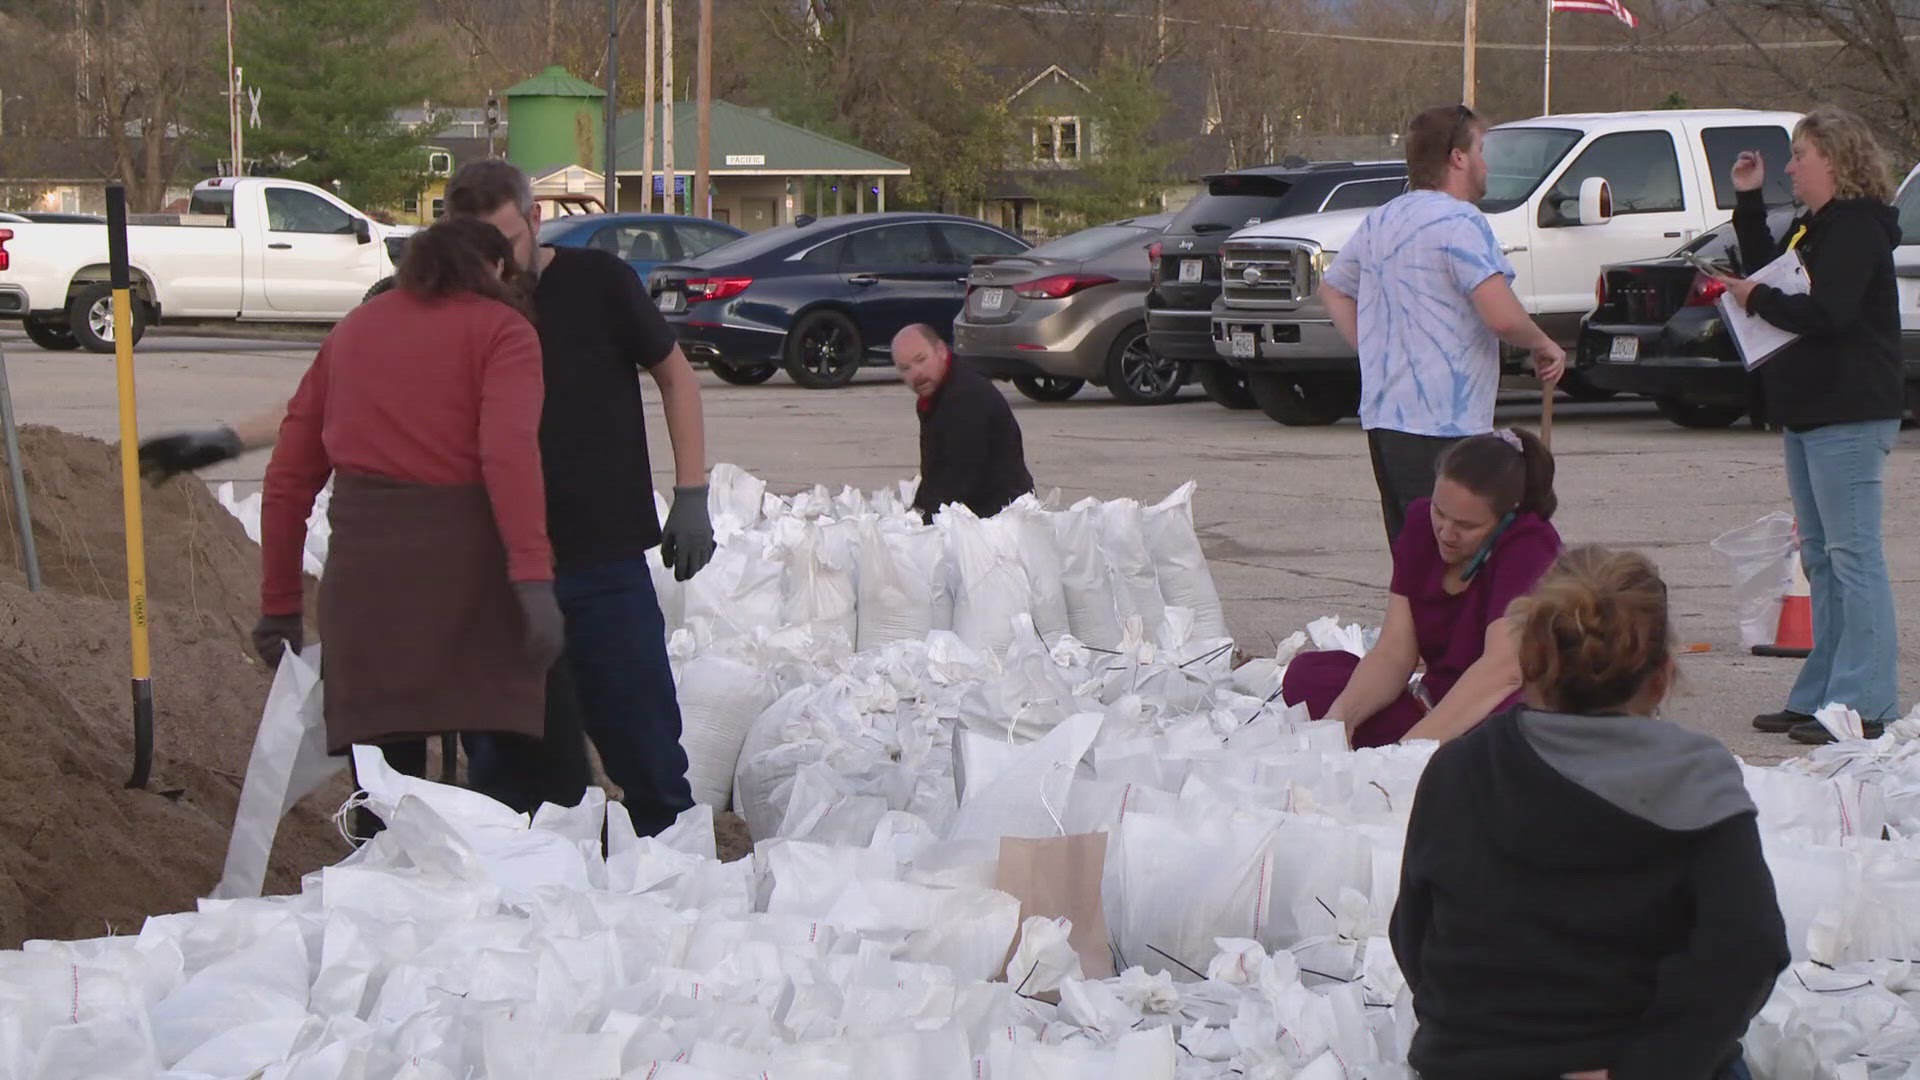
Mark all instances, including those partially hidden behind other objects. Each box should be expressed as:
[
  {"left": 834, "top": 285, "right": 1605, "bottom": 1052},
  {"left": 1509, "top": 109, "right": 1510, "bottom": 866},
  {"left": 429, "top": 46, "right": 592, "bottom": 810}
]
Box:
[
  {"left": 1734, "top": 188, "right": 1903, "bottom": 429},
  {"left": 1391, "top": 708, "right": 1789, "bottom": 1080},
  {"left": 912, "top": 357, "right": 1034, "bottom": 522}
]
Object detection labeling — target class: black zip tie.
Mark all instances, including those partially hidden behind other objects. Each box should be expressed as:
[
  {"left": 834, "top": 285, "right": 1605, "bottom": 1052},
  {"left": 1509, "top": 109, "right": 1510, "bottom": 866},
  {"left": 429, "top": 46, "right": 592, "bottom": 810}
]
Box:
[
  {"left": 1315, "top": 896, "right": 1337, "bottom": 919},
  {"left": 1795, "top": 970, "right": 1873, "bottom": 994},
  {"left": 1145, "top": 944, "right": 1208, "bottom": 980},
  {"left": 1179, "top": 642, "right": 1235, "bottom": 670},
  {"left": 1298, "top": 966, "right": 1355, "bottom": 983},
  {"left": 1369, "top": 780, "right": 1393, "bottom": 811},
  {"left": 1244, "top": 683, "right": 1289, "bottom": 726}
]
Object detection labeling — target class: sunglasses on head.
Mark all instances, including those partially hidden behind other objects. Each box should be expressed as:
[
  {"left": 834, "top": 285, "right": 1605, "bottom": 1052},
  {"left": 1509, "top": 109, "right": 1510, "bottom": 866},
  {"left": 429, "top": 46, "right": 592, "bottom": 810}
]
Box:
[{"left": 1449, "top": 104, "right": 1476, "bottom": 153}]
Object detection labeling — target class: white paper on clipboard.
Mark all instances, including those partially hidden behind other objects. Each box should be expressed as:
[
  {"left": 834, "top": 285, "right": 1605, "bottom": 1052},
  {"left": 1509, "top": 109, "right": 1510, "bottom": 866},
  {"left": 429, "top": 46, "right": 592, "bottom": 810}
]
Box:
[{"left": 1718, "top": 249, "right": 1808, "bottom": 370}]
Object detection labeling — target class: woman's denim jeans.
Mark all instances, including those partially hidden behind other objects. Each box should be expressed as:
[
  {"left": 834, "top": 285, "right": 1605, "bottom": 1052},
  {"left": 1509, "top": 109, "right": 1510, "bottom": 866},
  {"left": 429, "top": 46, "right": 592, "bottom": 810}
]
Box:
[{"left": 1782, "top": 420, "right": 1901, "bottom": 721}]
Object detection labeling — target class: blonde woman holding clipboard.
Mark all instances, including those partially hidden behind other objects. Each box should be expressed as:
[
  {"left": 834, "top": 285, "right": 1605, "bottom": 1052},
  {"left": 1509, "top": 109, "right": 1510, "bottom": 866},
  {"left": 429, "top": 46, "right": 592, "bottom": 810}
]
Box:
[{"left": 1716, "top": 108, "right": 1904, "bottom": 744}]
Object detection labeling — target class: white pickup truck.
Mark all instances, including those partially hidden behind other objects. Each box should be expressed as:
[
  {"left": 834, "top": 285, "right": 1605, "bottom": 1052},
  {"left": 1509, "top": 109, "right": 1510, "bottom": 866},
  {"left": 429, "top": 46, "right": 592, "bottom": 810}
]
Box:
[
  {"left": 1207, "top": 109, "right": 1803, "bottom": 424},
  {"left": 0, "top": 177, "right": 410, "bottom": 352}
]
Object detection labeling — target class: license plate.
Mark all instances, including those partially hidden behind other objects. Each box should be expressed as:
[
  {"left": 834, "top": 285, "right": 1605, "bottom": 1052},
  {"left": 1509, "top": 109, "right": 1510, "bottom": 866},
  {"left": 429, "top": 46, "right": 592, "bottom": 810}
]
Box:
[
  {"left": 1231, "top": 331, "right": 1256, "bottom": 359},
  {"left": 1608, "top": 335, "right": 1639, "bottom": 363},
  {"left": 976, "top": 287, "right": 1007, "bottom": 313},
  {"left": 657, "top": 290, "right": 685, "bottom": 314},
  {"left": 1179, "top": 259, "right": 1204, "bottom": 283}
]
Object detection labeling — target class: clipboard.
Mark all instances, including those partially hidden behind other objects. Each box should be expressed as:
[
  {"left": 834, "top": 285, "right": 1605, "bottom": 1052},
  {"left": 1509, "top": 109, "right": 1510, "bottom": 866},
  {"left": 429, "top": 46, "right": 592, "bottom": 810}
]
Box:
[{"left": 1718, "top": 249, "right": 1807, "bottom": 370}]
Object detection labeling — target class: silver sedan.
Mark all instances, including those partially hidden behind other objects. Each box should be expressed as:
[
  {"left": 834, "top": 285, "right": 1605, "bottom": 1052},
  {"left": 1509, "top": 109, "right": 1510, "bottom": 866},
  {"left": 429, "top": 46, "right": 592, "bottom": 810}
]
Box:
[{"left": 953, "top": 214, "right": 1185, "bottom": 404}]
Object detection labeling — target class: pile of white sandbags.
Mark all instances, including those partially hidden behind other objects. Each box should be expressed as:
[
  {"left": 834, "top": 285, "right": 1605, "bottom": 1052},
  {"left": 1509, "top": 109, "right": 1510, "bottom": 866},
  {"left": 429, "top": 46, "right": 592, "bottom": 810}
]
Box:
[{"left": 665, "top": 466, "right": 1232, "bottom": 812}]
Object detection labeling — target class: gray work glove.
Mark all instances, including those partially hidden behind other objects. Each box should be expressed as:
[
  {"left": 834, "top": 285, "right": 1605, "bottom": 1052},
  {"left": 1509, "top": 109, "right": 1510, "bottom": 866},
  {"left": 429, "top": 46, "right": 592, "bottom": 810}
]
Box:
[
  {"left": 251, "top": 613, "right": 304, "bottom": 669},
  {"left": 140, "top": 425, "right": 243, "bottom": 484},
  {"left": 659, "top": 483, "right": 715, "bottom": 582},
  {"left": 514, "top": 581, "right": 566, "bottom": 670}
]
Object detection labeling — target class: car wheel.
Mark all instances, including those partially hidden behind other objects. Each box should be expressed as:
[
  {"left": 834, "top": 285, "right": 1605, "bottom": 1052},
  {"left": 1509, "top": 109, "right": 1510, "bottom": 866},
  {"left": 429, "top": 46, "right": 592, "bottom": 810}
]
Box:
[
  {"left": 1247, "top": 372, "right": 1358, "bottom": 426},
  {"left": 782, "top": 309, "right": 864, "bottom": 389},
  {"left": 1559, "top": 371, "right": 1618, "bottom": 402},
  {"left": 66, "top": 284, "right": 148, "bottom": 354},
  {"left": 1195, "top": 363, "right": 1258, "bottom": 410},
  {"left": 1104, "top": 324, "right": 1187, "bottom": 405},
  {"left": 708, "top": 355, "right": 779, "bottom": 385},
  {"left": 21, "top": 315, "right": 80, "bottom": 351},
  {"left": 1012, "top": 375, "right": 1085, "bottom": 402},
  {"left": 1654, "top": 396, "right": 1744, "bottom": 429}
]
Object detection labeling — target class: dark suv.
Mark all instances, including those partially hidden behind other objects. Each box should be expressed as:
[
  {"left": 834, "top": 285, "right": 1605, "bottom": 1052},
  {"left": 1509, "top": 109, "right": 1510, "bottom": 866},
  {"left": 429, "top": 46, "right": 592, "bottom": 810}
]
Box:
[
  {"left": 649, "top": 212, "right": 1028, "bottom": 388},
  {"left": 1144, "top": 161, "right": 1407, "bottom": 407}
]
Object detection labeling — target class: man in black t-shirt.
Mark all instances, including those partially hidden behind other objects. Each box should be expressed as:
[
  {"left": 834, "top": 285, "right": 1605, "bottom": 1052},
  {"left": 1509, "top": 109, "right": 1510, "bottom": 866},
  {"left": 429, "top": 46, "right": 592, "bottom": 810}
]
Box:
[{"left": 140, "top": 161, "right": 714, "bottom": 836}]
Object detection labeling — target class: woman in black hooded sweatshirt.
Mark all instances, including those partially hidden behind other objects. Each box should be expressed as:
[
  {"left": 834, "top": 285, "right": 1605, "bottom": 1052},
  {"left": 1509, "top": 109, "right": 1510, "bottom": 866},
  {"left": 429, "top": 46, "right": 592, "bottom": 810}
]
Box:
[
  {"left": 1392, "top": 546, "right": 1789, "bottom": 1080},
  {"left": 1717, "top": 107, "right": 1905, "bottom": 745}
]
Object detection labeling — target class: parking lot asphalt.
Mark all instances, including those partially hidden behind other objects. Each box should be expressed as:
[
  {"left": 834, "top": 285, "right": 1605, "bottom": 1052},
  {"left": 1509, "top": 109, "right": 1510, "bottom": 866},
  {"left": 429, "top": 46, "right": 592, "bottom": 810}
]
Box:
[{"left": 6, "top": 325, "right": 1916, "bottom": 763}]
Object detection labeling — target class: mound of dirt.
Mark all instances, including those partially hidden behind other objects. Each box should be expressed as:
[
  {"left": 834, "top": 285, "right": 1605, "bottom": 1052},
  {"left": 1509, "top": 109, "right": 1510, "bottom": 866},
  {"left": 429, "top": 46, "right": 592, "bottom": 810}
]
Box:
[{"left": 0, "top": 425, "right": 348, "bottom": 948}]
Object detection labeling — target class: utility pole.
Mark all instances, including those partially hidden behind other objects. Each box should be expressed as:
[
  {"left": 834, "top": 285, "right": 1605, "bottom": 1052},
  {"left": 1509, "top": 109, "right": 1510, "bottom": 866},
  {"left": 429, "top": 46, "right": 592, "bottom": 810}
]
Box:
[
  {"left": 1462, "top": 0, "right": 1478, "bottom": 110},
  {"left": 694, "top": 0, "right": 711, "bottom": 219},
  {"left": 642, "top": 0, "right": 657, "bottom": 211},
  {"left": 603, "top": 0, "right": 619, "bottom": 212},
  {"left": 662, "top": 0, "right": 677, "bottom": 215},
  {"left": 226, "top": 0, "right": 242, "bottom": 176}
]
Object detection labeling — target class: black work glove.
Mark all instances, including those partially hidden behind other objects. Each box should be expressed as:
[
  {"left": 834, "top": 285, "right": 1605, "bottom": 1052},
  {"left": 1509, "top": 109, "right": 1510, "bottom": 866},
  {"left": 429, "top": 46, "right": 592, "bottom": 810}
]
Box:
[
  {"left": 140, "top": 425, "right": 243, "bottom": 484},
  {"left": 659, "top": 483, "right": 715, "bottom": 582},
  {"left": 252, "top": 613, "right": 304, "bottom": 669},
  {"left": 513, "top": 581, "right": 566, "bottom": 670}
]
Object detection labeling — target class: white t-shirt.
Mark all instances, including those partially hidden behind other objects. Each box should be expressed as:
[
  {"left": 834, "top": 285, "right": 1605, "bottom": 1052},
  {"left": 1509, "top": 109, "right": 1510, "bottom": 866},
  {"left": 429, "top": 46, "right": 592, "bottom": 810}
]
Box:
[{"left": 1323, "top": 190, "right": 1515, "bottom": 438}]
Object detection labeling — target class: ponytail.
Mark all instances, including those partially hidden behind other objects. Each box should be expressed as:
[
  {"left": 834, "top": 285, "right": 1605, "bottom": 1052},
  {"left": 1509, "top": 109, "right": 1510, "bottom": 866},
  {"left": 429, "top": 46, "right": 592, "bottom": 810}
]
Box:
[
  {"left": 1514, "top": 545, "right": 1671, "bottom": 715},
  {"left": 1437, "top": 426, "right": 1557, "bottom": 521}
]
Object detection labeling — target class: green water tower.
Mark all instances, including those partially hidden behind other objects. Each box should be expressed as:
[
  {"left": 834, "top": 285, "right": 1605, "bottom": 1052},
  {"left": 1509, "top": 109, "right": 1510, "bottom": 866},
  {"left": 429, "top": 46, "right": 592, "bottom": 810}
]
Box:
[{"left": 503, "top": 65, "right": 607, "bottom": 175}]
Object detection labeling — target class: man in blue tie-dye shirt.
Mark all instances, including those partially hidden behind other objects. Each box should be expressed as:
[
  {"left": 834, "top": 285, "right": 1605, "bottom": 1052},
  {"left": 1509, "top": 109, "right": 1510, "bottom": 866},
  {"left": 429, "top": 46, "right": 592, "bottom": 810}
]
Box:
[{"left": 1320, "top": 105, "right": 1566, "bottom": 543}]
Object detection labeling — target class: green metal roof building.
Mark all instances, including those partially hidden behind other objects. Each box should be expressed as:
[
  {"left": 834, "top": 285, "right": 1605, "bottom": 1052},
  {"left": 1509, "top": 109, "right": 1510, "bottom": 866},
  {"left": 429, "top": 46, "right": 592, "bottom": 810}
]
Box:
[{"left": 611, "top": 101, "right": 909, "bottom": 230}]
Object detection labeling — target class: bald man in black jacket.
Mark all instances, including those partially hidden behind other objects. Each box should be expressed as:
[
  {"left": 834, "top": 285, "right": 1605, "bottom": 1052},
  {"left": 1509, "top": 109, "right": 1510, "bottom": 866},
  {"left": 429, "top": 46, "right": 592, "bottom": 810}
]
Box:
[{"left": 893, "top": 324, "right": 1035, "bottom": 524}]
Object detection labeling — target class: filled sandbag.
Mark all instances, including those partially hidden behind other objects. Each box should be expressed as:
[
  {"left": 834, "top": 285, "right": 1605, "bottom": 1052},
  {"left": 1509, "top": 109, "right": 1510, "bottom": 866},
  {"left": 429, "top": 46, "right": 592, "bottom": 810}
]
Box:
[
  {"left": 1143, "top": 481, "right": 1227, "bottom": 640},
  {"left": 677, "top": 655, "right": 780, "bottom": 808}
]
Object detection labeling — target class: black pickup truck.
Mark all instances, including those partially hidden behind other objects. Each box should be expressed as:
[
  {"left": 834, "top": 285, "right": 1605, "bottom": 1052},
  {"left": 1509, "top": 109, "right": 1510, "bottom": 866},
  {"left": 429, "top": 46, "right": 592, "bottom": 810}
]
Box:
[
  {"left": 1576, "top": 211, "right": 1920, "bottom": 428},
  {"left": 1144, "top": 161, "right": 1407, "bottom": 409}
]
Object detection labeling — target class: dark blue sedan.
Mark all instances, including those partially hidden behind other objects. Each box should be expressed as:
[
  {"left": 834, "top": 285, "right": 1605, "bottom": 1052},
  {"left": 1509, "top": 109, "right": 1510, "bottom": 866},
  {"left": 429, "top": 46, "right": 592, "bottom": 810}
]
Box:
[
  {"left": 648, "top": 212, "right": 1029, "bottom": 388},
  {"left": 538, "top": 213, "right": 745, "bottom": 278}
]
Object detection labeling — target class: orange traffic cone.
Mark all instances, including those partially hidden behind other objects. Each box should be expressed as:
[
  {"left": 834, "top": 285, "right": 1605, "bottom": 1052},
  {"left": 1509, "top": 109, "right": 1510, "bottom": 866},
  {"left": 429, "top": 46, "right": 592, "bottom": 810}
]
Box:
[{"left": 1752, "top": 552, "right": 1813, "bottom": 658}]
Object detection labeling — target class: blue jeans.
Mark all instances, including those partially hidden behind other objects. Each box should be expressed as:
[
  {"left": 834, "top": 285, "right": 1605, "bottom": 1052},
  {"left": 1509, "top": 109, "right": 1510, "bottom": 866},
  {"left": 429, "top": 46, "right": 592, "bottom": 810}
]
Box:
[
  {"left": 554, "top": 557, "right": 694, "bottom": 835},
  {"left": 467, "top": 558, "right": 692, "bottom": 833},
  {"left": 1782, "top": 421, "right": 1901, "bottom": 721}
]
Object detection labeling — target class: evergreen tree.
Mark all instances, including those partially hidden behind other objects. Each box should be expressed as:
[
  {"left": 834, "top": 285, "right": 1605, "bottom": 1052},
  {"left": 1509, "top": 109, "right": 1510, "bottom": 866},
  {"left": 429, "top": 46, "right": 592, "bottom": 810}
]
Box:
[{"left": 237, "top": 0, "right": 450, "bottom": 210}]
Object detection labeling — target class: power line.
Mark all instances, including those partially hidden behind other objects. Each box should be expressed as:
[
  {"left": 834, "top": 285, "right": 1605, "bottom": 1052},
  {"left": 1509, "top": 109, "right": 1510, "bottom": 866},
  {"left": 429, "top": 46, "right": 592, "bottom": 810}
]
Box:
[{"left": 970, "top": 0, "right": 1896, "bottom": 53}]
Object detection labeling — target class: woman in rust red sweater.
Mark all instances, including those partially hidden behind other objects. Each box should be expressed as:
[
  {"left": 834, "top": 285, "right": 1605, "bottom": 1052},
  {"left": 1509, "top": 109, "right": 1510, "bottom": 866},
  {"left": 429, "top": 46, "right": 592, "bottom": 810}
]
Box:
[{"left": 254, "top": 216, "right": 563, "bottom": 789}]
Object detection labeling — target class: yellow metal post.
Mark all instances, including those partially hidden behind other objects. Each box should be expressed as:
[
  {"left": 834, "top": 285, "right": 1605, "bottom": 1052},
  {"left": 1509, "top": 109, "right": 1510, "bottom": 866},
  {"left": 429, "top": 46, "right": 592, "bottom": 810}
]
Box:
[{"left": 105, "top": 184, "right": 153, "bottom": 789}]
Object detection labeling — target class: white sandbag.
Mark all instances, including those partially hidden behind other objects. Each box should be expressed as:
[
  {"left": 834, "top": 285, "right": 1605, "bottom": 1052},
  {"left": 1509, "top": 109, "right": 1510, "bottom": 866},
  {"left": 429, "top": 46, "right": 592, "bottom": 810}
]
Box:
[
  {"left": 1142, "top": 482, "right": 1227, "bottom": 640},
  {"left": 707, "top": 462, "right": 767, "bottom": 533},
  {"left": 1712, "top": 511, "right": 1798, "bottom": 649},
  {"left": 651, "top": 491, "right": 685, "bottom": 634},
  {"left": 212, "top": 645, "right": 344, "bottom": 901},
  {"left": 1098, "top": 499, "right": 1166, "bottom": 635},
  {"left": 944, "top": 505, "right": 1032, "bottom": 656},
  {"left": 855, "top": 518, "right": 945, "bottom": 652},
  {"left": 778, "top": 519, "right": 859, "bottom": 656},
  {"left": 677, "top": 655, "right": 780, "bottom": 808},
  {"left": 1111, "top": 809, "right": 1278, "bottom": 978},
  {"left": 682, "top": 532, "right": 784, "bottom": 642},
  {"left": 1055, "top": 502, "right": 1127, "bottom": 651},
  {"left": 731, "top": 687, "right": 814, "bottom": 841},
  {"left": 1007, "top": 503, "right": 1072, "bottom": 643},
  {"left": 217, "top": 479, "right": 331, "bottom": 578}
]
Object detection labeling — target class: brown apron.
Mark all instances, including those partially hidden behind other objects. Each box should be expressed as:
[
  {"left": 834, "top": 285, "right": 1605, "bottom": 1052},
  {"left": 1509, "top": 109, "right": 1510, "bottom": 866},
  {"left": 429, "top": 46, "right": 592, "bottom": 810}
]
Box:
[{"left": 317, "top": 471, "right": 545, "bottom": 753}]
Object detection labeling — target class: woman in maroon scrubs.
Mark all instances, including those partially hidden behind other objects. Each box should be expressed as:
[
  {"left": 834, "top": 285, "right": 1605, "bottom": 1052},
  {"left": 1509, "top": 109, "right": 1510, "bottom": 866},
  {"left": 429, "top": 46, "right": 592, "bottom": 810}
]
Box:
[{"left": 1283, "top": 429, "right": 1562, "bottom": 748}]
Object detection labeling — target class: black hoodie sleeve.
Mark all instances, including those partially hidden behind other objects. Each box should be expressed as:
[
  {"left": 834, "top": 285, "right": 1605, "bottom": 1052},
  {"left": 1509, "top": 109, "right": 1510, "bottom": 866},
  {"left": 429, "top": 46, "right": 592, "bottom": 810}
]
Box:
[
  {"left": 1746, "top": 209, "right": 1888, "bottom": 338},
  {"left": 1389, "top": 757, "right": 1444, "bottom": 996},
  {"left": 1731, "top": 189, "right": 1780, "bottom": 277},
  {"left": 1611, "top": 813, "right": 1790, "bottom": 1080}
]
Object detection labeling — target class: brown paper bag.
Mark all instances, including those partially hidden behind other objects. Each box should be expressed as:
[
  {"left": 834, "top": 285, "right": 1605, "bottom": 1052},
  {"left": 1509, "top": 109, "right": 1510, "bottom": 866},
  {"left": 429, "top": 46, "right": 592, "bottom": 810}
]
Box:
[{"left": 995, "top": 832, "right": 1115, "bottom": 980}]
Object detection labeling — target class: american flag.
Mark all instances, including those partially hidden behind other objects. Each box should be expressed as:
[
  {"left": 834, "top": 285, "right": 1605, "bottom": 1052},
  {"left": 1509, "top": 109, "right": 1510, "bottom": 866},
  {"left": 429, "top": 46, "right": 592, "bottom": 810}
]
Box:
[{"left": 1552, "top": 0, "right": 1639, "bottom": 27}]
